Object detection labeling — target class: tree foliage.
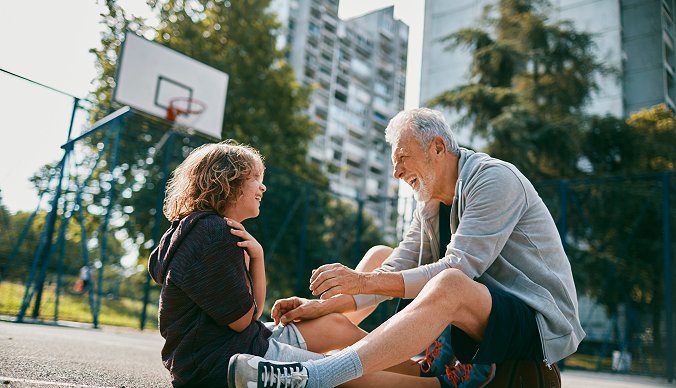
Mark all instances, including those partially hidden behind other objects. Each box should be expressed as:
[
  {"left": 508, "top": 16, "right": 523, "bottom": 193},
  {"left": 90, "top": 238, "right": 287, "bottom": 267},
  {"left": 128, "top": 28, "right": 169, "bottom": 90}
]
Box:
[
  {"left": 569, "top": 105, "right": 676, "bottom": 318},
  {"left": 19, "top": 0, "right": 388, "bottom": 317},
  {"left": 429, "top": 0, "right": 676, "bottom": 350},
  {"left": 429, "top": 0, "right": 611, "bottom": 179}
]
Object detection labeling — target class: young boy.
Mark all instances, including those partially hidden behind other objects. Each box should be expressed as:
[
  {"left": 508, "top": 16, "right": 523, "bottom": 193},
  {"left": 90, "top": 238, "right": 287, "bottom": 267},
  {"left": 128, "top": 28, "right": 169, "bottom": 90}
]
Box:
[{"left": 148, "top": 141, "right": 366, "bottom": 387}]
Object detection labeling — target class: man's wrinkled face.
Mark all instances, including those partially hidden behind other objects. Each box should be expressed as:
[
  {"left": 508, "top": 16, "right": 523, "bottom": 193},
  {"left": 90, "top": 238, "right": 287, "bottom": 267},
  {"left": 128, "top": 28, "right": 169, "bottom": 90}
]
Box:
[{"left": 391, "top": 129, "right": 436, "bottom": 202}]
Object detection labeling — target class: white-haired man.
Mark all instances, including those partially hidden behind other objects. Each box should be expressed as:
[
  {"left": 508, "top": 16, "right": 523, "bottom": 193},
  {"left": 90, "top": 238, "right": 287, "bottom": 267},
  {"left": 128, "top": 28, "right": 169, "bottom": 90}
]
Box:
[{"left": 228, "top": 108, "right": 584, "bottom": 388}]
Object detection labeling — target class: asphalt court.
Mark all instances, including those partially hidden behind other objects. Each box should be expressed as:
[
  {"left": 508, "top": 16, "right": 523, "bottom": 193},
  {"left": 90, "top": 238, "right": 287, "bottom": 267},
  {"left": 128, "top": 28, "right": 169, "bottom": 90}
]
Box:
[{"left": 0, "top": 320, "right": 672, "bottom": 387}]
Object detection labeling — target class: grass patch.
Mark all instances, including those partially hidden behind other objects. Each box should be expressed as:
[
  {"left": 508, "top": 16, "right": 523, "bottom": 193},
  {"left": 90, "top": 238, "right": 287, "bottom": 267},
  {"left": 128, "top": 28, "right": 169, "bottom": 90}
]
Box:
[
  {"left": 0, "top": 281, "right": 158, "bottom": 330},
  {"left": 565, "top": 352, "right": 667, "bottom": 377}
]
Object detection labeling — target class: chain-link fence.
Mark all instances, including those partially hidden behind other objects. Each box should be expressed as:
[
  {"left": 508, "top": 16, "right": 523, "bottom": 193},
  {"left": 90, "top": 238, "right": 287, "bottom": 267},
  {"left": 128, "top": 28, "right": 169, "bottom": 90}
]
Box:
[
  {"left": 0, "top": 143, "right": 673, "bottom": 379},
  {"left": 535, "top": 173, "right": 675, "bottom": 379}
]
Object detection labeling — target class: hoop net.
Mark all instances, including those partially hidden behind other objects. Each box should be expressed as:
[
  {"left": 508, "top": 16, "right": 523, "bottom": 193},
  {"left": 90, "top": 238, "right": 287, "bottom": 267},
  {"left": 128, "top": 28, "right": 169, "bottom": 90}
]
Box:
[{"left": 165, "top": 97, "right": 207, "bottom": 122}]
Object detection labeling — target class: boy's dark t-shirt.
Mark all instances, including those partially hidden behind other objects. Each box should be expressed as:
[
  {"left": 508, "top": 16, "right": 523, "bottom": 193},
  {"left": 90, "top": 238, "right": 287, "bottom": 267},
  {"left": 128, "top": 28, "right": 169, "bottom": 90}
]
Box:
[{"left": 148, "top": 211, "right": 272, "bottom": 387}]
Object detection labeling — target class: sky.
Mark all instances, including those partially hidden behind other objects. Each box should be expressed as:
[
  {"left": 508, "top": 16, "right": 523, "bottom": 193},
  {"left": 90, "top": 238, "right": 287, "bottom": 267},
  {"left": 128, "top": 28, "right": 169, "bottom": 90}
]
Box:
[{"left": 0, "top": 0, "right": 424, "bottom": 214}]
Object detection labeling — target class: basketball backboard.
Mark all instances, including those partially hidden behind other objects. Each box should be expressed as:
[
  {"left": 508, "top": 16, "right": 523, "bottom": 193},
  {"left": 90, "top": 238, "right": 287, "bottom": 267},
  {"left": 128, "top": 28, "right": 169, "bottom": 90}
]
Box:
[{"left": 113, "top": 32, "right": 229, "bottom": 139}]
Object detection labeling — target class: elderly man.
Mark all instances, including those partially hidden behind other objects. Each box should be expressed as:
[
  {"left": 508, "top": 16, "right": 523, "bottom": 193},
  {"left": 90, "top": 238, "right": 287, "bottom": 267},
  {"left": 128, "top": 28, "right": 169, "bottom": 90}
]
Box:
[{"left": 228, "top": 108, "right": 584, "bottom": 388}]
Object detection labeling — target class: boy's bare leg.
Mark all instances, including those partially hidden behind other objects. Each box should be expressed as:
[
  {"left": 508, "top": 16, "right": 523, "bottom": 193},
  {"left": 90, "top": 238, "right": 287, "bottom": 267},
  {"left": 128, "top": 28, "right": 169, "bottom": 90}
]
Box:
[
  {"left": 342, "top": 245, "right": 393, "bottom": 325},
  {"left": 384, "top": 358, "right": 421, "bottom": 376},
  {"left": 293, "top": 246, "right": 393, "bottom": 353},
  {"left": 353, "top": 268, "right": 492, "bottom": 375},
  {"left": 294, "top": 313, "right": 367, "bottom": 353}
]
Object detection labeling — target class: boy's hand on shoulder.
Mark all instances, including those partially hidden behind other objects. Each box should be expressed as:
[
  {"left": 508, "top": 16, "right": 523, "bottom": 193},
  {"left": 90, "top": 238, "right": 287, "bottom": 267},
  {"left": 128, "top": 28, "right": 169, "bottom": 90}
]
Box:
[{"left": 226, "top": 218, "right": 264, "bottom": 262}]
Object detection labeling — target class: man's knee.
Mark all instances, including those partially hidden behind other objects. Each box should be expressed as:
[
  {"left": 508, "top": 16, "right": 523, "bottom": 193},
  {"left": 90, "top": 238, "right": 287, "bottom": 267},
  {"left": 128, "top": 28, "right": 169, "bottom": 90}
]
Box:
[
  {"left": 424, "top": 269, "right": 478, "bottom": 308},
  {"left": 355, "top": 245, "right": 392, "bottom": 272},
  {"left": 431, "top": 268, "right": 469, "bottom": 288}
]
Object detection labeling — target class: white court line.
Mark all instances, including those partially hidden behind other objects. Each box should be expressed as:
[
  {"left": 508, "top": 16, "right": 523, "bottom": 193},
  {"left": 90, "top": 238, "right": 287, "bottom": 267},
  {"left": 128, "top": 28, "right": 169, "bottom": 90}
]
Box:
[{"left": 0, "top": 376, "right": 115, "bottom": 388}]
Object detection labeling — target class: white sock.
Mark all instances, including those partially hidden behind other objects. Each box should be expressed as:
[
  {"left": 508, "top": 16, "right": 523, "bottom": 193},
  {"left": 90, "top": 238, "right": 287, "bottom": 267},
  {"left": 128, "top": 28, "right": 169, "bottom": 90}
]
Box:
[{"left": 301, "top": 347, "right": 363, "bottom": 388}]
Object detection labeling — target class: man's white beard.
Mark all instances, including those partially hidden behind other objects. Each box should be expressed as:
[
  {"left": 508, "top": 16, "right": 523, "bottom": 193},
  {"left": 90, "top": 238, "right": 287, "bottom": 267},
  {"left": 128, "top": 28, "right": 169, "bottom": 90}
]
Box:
[{"left": 413, "top": 169, "right": 435, "bottom": 203}]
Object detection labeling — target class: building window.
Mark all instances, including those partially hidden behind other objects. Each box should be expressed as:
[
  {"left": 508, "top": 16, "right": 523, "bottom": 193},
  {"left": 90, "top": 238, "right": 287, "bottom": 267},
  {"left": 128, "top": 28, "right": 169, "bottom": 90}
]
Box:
[
  {"left": 335, "top": 90, "right": 348, "bottom": 103},
  {"left": 336, "top": 76, "right": 348, "bottom": 88}
]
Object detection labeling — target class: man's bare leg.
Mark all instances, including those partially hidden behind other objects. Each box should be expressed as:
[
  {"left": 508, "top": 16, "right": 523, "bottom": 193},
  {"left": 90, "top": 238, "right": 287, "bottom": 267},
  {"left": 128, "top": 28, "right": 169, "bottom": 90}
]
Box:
[
  {"left": 341, "top": 370, "right": 440, "bottom": 388},
  {"left": 352, "top": 268, "right": 492, "bottom": 375},
  {"left": 342, "top": 245, "right": 393, "bottom": 325}
]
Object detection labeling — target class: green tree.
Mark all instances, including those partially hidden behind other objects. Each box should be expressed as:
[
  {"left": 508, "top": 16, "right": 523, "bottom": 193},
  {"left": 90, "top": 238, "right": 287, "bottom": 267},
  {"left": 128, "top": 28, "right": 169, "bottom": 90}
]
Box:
[
  {"left": 25, "top": 0, "right": 387, "bottom": 325},
  {"left": 427, "top": 0, "right": 675, "bottom": 359},
  {"left": 80, "top": 0, "right": 325, "bottom": 263},
  {"left": 0, "top": 189, "right": 9, "bottom": 233},
  {"left": 568, "top": 105, "right": 676, "bottom": 351},
  {"left": 428, "top": 0, "right": 611, "bottom": 179}
]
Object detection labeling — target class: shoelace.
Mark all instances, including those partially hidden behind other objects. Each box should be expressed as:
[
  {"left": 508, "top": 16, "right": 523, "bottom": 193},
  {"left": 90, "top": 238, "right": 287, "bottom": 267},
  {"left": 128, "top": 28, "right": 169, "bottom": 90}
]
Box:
[
  {"left": 444, "top": 361, "right": 473, "bottom": 388},
  {"left": 260, "top": 364, "right": 307, "bottom": 388},
  {"left": 418, "top": 340, "right": 442, "bottom": 373}
]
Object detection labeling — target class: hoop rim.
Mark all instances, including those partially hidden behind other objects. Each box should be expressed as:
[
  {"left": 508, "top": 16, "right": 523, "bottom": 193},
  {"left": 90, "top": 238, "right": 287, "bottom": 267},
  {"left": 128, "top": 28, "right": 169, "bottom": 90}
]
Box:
[{"left": 166, "top": 96, "right": 207, "bottom": 121}]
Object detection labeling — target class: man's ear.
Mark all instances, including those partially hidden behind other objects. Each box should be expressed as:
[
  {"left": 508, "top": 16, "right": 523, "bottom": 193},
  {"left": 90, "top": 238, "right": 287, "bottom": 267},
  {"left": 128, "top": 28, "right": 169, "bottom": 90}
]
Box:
[{"left": 432, "top": 136, "right": 446, "bottom": 155}]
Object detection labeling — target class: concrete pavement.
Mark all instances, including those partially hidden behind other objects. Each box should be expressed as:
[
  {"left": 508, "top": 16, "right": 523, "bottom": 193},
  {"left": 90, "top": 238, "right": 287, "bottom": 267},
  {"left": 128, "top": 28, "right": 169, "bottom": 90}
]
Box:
[{"left": 0, "top": 320, "right": 673, "bottom": 387}]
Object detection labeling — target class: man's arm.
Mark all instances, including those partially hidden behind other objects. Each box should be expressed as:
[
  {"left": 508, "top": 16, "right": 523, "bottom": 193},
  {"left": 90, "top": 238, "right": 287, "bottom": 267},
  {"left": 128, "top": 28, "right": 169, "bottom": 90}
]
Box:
[
  {"left": 396, "top": 164, "right": 530, "bottom": 298},
  {"left": 308, "top": 263, "right": 405, "bottom": 300}
]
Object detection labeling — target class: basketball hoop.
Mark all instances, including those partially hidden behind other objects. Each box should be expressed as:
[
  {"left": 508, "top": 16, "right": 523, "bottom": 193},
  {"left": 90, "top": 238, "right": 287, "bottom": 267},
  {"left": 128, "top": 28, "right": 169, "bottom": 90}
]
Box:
[{"left": 165, "top": 97, "right": 207, "bottom": 122}]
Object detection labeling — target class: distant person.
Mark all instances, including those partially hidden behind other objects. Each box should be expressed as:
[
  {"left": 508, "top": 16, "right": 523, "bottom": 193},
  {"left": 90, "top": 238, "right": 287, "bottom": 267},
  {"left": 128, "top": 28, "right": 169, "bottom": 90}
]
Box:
[
  {"left": 73, "top": 265, "right": 91, "bottom": 294},
  {"left": 228, "top": 108, "right": 583, "bottom": 388},
  {"left": 147, "top": 141, "right": 370, "bottom": 387}
]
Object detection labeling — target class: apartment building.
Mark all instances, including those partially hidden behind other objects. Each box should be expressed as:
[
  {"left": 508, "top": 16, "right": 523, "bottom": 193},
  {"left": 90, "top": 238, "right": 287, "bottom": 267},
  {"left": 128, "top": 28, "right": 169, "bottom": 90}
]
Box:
[
  {"left": 420, "top": 0, "right": 674, "bottom": 145},
  {"left": 272, "top": 0, "right": 409, "bottom": 241}
]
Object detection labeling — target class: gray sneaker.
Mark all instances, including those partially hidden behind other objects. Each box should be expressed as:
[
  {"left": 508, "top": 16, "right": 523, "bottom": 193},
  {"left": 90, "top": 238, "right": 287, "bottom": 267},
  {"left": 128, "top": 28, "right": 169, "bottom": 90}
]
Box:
[{"left": 228, "top": 353, "right": 309, "bottom": 388}]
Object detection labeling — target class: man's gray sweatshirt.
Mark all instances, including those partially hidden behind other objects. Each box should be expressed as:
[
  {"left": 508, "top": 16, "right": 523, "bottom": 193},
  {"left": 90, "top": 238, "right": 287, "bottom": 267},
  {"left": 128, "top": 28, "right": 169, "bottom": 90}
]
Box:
[{"left": 353, "top": 148, "right": 585, "bottom": 365}]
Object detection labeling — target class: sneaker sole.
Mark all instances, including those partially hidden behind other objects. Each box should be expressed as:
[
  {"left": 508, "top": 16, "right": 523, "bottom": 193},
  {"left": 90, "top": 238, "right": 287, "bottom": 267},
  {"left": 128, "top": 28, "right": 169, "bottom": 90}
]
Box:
[{"left": 227, "top": 353, "right": 240, "bottom": 388}]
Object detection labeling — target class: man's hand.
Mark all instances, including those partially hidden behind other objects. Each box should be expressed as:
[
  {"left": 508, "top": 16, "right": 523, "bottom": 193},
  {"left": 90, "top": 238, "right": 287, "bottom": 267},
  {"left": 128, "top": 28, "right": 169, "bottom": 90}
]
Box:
[
  {"left": 271, "top": 297, "right": 329, "bottom": 325},
  {"left": 309, "top": 263, "right": 366, "bottom": 300}
]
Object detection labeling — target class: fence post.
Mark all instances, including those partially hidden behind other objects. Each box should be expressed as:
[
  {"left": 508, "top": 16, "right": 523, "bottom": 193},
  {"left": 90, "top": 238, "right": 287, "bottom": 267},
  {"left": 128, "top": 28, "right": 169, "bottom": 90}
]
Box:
[
  {"left": 662, "top": 172, "right": 673, "bottom": 382},
  {"left": 140, "top": 132, "right": 175, "bottom": 330},
  {"left": 295, "top": 184, "right": 310, "bottom": 296},
  {"left": 557, "top": 180, "right": 569, "bottom": 371},
  {"left": 352, "top": 194, "right": 364, "bottom": 265},
  {"left": 558, "top": 181, "right": 568, "bottom": 250},
  {"left": 17, "top": 151, "right": 69, "bottom": 322},
  {"left": 92, "top": 120, "right": 122, "bottom": 328},
  {"left": 28, "top": 98, "right": 79, "bottom": 319},
  {"left": 0, "top": 194, "right": 44, "bottom": 283}
]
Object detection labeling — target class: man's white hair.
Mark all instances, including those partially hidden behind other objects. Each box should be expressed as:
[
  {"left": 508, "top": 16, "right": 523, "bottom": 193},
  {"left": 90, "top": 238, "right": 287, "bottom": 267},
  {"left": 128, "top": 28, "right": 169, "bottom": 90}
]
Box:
[{"left": 384, "top": 108, "right": 460, "bottom": 155}]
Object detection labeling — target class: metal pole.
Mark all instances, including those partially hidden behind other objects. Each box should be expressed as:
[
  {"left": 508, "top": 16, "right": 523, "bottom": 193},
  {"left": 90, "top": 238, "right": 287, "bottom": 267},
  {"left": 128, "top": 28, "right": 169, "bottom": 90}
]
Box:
[
  {"left": 557, "top": 180, "right": 568, "bottom": 371},
  {"left": 558, "top": 181, "right": 568, "bottom": 250},
  {"left": 0, "top": 193, "right": 44, "bottom": 283},
  {"left": 16, "top": 152, "right": 69, "bottom": 322},
  {"left": 93, "top": 121, "right": 123, "bottom": 328},
  {"left": 53, "top": 207, "right": 73, "bottom": 322},
  {"left": 22, "top": 97, "right": 79, "bottom": 320},
  {"left": 65, "top": 98, "right": 80, "bottom": 141},
  {"left": 295, "top": 184, "right": 309, "bottom": 296},
  {"left": 140, "top": 132, "right": 175, "bottom": 330},
  {"left": 352, "top": 193, "right": 364, "bottom": 265},
  {"left": 74, "top": 124, "right": 115, "bottom": 325},
  {"left": 662, "top": 172, "right": 673, "bottom": 382}
]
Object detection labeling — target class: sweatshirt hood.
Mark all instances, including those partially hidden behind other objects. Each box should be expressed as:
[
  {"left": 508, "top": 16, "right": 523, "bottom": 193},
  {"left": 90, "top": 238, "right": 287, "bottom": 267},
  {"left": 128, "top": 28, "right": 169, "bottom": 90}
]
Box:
[
  {"left": 418, "top": 147, "right": 490, "bottom": 218},
  {"left": 148, "top": 210, "right": 216, "bottom": 285}
]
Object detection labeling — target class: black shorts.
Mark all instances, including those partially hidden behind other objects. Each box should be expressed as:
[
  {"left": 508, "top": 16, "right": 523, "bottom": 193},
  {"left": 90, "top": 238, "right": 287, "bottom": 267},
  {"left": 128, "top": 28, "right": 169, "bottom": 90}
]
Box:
[{"left": 450, "top": 286, "right": 543, "bottom": 364}]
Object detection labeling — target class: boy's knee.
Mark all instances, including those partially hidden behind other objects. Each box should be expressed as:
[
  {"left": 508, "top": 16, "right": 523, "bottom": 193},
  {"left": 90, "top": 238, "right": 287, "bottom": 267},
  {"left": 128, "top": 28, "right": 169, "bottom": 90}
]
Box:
[
  {"left": 355, "top": 245, "right": 393, "bottom": 272},
  {"left": 325, "top": 312, "right": 355, "bottom": 328}
]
